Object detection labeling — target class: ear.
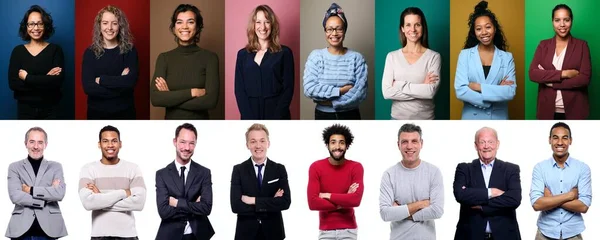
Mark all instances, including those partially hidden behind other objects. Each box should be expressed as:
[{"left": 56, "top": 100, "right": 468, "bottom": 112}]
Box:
[
  {"left": 98, "top": 141, "right": 101, "bottom": 149},
  {"left": 173, "top": 138, "right": 177, "bottom": 147}
]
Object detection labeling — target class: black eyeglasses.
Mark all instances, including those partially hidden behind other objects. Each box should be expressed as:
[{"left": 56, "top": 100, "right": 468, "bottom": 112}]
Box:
[
  {"left": 325, "top": 27, "right": 344, "bottom": 34},
  {"left": 27, "top": 22, "right": 44, "bottom": 29}
]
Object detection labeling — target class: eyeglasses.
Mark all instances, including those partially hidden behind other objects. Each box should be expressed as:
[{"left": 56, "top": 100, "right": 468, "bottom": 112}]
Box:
[
  {"left": 27, "top": 22, "right": 44, "bottom": 29},
  {"left": 325, "top": 27, "right": 344, "bottom": 34}
]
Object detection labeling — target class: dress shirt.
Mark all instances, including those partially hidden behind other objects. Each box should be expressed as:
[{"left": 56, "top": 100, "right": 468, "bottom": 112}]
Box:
[{"left": 175, "top": 160, "right": 192, "bottom": 235}]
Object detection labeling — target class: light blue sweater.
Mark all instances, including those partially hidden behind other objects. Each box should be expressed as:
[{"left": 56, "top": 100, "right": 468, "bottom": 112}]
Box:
[{"left": 303, "top": 48, "right": 368, "bottom": 112}]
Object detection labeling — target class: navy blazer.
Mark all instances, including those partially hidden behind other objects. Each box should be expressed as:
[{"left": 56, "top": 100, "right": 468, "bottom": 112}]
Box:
[
  {"left": 155, "top": 161, "right": 214, "bottom": 240},
  {"left": 230, "top": 158, "right": 291, "bottom": 240},
  {"left": 234, "top": 46, "right": 295, "bottom": 120},
  {"left": 453, "top": 159, "right": 522, "bottom": 240}
]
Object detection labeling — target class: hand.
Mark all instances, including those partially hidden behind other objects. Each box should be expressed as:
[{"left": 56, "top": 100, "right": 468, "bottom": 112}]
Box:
[
  {"left": 543, "top": 187, "right": 552, "bottom": 197},
  {"left": 468, "top": 82, "right": 481, "bottom": 92},
  {"left": 87, "top": 183, "right": 100, "bottom": 193},
  {"left": 347, "top": 183, "right": 359, "bottom": 193},
  {"left": 191, "top": 88, "right": 206, "bottom": 97},
  {"left": 423, "top": 72, "right": 439, "bottom": 84},
  {"left": 561, "top": 69, "right": 579, "bottom": 79},
  {"left": 499, "top": 76, "right": 514, "bottom": 86},
  {"left": 545, "top": 83, "right": 553, "bottom": 87},
  {"left": 241, "top": 195, "right": 256, "bottom": 205},
  {"left": 169, "top": 196, "right": 178, "bottom": 207},
  {"left": 52, "top": 179, "right": 61, "bottom": 187},
  {"left": 46, "top": 67, "right": 62, "bottom": 76},
  {"left": 537, "top": 64, "right": 545, "bottom": 70},
  {"left": 121, "top": 67, "right": 130, "bottom": 76},
  {"left": 18, "top": 69, "right": 28, "bottom": 80},
  {"left": 340, "top": 84, "right": 353, "bottom": 95},
  {"left": 569, "top": 187, "right": 579, "bottom": 201},
  {"left": 392, "top": 200, "right": 400, "bottom": 207},
  {"left": 274, "top": 188, "right": 284, "bottom": 197},
  {"left": 471, "top": 205, "right": 482, "bottom": 210},
  {"left": 196, "top": 196, "right": 201, "bottom": 202},
  {"left": 95, "top": 77, "right": 100, "bottom": 84},
  {"left": 21, "top": 184, "right": 31, "bottom": 194},
  {"left": 155, "top": 77, "right": 170, "bottom": 91},
  {"left": 420, "top": 199, "right": 431, "bottom": 209},
  {"left": 315, "top": 100, "right": 332, "bottom": 106},
  {"left": 490, "top": 188, "right": 505, "bottom": 198},
  {"left": 124, "top": 189, "right": 131, "bottom": 197},
  {"left": 319, "top": 193, "right": 331, "bottom": 199}
]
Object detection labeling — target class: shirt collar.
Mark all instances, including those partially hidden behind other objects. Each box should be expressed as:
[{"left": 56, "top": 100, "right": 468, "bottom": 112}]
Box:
[
  {"left": 174, "top": 160, "right": 191, "bottom": 172},
  {"left": 551, "top": 155, "right": 572, "bottom": 168},
  {"left": 251, "top": 157, "right": 268, "bottom": 167},
  {"left": 480, "top": 159, "right": 495, "bottom": 168}
]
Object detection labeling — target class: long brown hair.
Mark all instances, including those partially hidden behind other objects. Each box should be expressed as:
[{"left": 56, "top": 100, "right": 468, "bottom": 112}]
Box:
[{"left": 245, "top": 5, "right": 281, "bottom": 53}]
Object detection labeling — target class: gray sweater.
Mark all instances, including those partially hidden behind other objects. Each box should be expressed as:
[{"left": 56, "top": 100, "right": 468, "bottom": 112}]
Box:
[{"left": 379, "top": 160, "right": 444, "bottom": 240}]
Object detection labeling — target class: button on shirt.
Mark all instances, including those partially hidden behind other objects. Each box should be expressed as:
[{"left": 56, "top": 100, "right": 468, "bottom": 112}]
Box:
[
  {"left": 529, "top": 156, "right": 592, "bottom": 239},
  {"left": 175, "top": 160, "right": 192, "bottom": 235},
  {"left": 480, "top": 159, "right": 495, "bottom": 234}
]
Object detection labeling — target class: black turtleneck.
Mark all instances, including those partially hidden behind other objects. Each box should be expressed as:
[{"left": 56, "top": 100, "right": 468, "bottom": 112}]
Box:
[
  {"left": 24, "top": 155, "right": 49, "bottom": 238},
  {"left": 28, "top": 155, "right": 42, "bottom": 176}
]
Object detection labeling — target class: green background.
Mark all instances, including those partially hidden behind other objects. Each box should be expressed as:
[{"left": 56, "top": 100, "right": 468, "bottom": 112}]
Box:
[
  {"left": 374, "top": 0, "right": 450, "bottom": 120},
  {"left": 525, "top": 0, "right": 600, "bottom": 119}
]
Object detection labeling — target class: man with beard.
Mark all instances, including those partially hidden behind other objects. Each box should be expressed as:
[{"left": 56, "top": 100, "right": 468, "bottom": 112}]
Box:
[
  {"left": 307, "top": 124, "right": 364, "bottom": 240},
  {"left": 379, "top": 123, "right": 444, "bottom": 240},
  {"left": 155, "top": 123, "right": 214, "bottom": 240},
  {"left": 530, "top": 122, "right": 591, "bottom": 240},
  {"left": 453, "top": 127, "right": 522, "bottom": 240},
  {"left": 230, "top": 123, "right": 291, "bottom": 240},
  {"left": 6, "top": 127, "right": 67, "bottom": 239},
  {"left": 78, "top": 125, "right": 146, "bottom": 240}
]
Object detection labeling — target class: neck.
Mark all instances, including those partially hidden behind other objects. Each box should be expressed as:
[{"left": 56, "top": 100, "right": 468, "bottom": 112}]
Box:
[
  {"left": 478, "top": 43, "right": 494, "bottom": 52},
  {"left": 179, "top": 40, "right": 194, "bottom": 47},
  {"left": 253, "top": 157, "right": 266, "bottom": 164},
  {"left": 553, "top": 153, "right": 569, "bottom": 166},
  {"left": 401, "top": 159, "right": 421, "bottom": 169},
  {"left": 28, "top": 155, "right": 42, "bottom": 161},
  {"left": 176, "top": 158, "right": 190, "bottom": 166},
  {"left": 29, "top": 39, "right": 46, "bottom": 46},
  {"left": 480, "top": 158, "right": 494, "bottom": 165},
  {"left": 327, "top": 45, "right": 346, "bottom": 55},
  {"left": 101, "top": 157, "right": 119, "bottom": 165},
  {"left": 328, "top": 157, "right": 345, "bottom": 166},
  {"left": 258, "top": 39, "right": 269, "bottom": 51},
  {"left": 404, "top": 41, "right": 423, "bottom": 53},
  {"left": 103, "top": 39, "right": 119, "bottom": 49},
  {"left": 556, "top": 34, "right": 570, "bottom": 43}
]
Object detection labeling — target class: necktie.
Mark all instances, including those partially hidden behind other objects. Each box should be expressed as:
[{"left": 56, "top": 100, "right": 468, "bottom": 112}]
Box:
[
  {"left": 180, "top": 166, "right": 186, "bottom": 197},
  {"left": 256, "top": 164, "right": 264, "bottom": 189}
]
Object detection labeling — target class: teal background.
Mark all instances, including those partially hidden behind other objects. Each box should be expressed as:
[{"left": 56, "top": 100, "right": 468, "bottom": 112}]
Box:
[
  {"left": 374, "top": 0, "right": 450, "bottom": 120},
  {"left": 525, "top": 0, "right": 600, "bottom": 119}
]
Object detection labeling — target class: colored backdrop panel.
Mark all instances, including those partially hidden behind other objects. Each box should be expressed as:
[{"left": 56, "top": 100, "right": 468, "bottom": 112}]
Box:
[
  {"left": 299, "top": 0, "right": 376, "bottom": 120},
  {"left": 0, "top": 1, "right": 75, "bottom": 119},
  {"left": 374, "top": 0, "right": 450, "bottom": 120},
  {"left": 149, "top": 0, "right": 225, "bottom": 120},
  {"left": 449, "top": 0, "right": 525, "bottom": 119},
  {"left": 224, "top": 0, "right": 301, "bottom": 120},
  {"left": 525, "top": 0, "right": 600, "bottom": 119},
  {"left": 74, "top": 0, "right": 150, "bottom": 119}
]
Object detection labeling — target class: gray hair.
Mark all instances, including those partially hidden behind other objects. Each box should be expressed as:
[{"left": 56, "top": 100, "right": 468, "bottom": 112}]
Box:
[
  {"left": 474, "top": 127, "right": 498, "bottom": 142},
  {"left": 398, "top": 123, "right": 422, "bottom": 139},
  {"left": 25, "top": 127, "right": 48, "bottom": 143}
]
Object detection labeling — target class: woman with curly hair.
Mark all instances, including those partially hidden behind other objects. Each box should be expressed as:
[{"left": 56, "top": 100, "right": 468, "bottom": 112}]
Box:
[
  {"left": 81, "top": 5, "right": 139, "bottom": 119},
  {"left": 234, "top": 5, "right": 295, "bottom": 120},
  {"left": 8, "top": 5, "right": 65, "bottom": 119},
  {"left": 454, "top": 0, "right": 517, "bottom": 120}
]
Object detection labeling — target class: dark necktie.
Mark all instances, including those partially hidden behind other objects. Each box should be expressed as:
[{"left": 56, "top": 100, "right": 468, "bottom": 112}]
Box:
[
  {"left": 180, "top": 166, "right": 186, "bottom": 197},
  {"left": 256, "top": 164, "right": 264, "bottom": 189}
]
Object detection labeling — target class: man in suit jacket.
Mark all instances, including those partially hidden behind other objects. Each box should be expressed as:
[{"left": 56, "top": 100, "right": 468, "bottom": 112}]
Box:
[
  {"left": 6, "top": 127, "right": 67, "bottom": 240},
  {"left": 230, "top": 123, "right": 291, "bottom": 240},
  {"left": 453, "top": 127, "right": 521, "bottom": 240},
  {"left": 156, "top": 123, "right": 214, "bottom": 240}
]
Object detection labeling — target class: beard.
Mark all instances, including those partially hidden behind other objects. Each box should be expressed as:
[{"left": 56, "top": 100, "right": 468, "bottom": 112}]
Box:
[
  {"left": 177, "top": 150, "right": 193, "bottom": 161},
  {"left": 329, "top": 149, "right": 346, "bottom": 161}
]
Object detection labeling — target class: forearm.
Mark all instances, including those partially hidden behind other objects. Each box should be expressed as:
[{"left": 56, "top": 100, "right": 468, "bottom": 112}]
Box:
[
  {"left": 104, "top": 188, "right": 146, "bottom": 211},
  {"left": 255, "top": 196, "right": 291, "bottom": 212},
  {"left": 380, "top": 204, "right": 410, "bottom": 222},
  {"left": 79, "top": 189, "right": 127, "bottom": 210},
  {"left": 150, "top": 89, "right": 194, "bottom": 107},
  {"left": 533, "top": 194, "right": 572, "bottom": 211},
  {"left": 561, "top": 200, "right": 589, "bottom": 213},
  {"left": 176, "top": 198, "right": 212, "bottom": 216},
  {"left": 329, "top": 192, "right": 362, "bottom": 208},
  {"left": 31, "top": 185, "right": 66, "bottom": 202},
  {"left": 25, "top": 74, "right": 63, "bottom": 89}
]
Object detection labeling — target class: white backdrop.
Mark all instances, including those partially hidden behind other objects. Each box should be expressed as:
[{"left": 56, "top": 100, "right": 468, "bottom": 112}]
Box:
[{"left": 0, "top": 120, "right": 597, "bottom": 240}]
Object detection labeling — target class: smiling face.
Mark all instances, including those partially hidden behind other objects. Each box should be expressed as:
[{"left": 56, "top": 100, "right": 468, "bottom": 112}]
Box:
[
  {"left": 173, "top": 128, "right": 196, "bottom": 163},
  {"left": 475, "top": 128, "right": 499, "bottom": 164},
  {"left": 254, "top": 10, "right": 271, "bottom": 43},
  {"left": 98, "top": 131, "right": 121, "bottom": 161},
  {"left": 26, "top": 11, "right": 44, "bottom": 41},
  {"left": 327, "top": 134, "right": 347, "bottom": 161},
  {"left": 26, "top": 130, "right": 47, "bottom": 159},
  {"left": 553, "top": 9, "right": 572, "bottom": 38},
  {"left": 174, "top": 11, "right": 197, "bottom": 45},
  {"left": 324, "top": 16, "right": 345, "bottom": 48},
  {"left": 100, "top": 11, "right": 119, "bottom": 45},
  {"left": 401, "top": 14, "right": 423, "bottom": 44},
  {"left": 246, "top": 129, "right": 269, "bottom": 162},
  {"left": 474, "top": 15, "right": 495, "bottom": 47},
  {"left": 549, "top": 126, "right": 571, "bottom": 160},
  {"left": 398, "top": 131, "right": 422, "bottom": 166}
]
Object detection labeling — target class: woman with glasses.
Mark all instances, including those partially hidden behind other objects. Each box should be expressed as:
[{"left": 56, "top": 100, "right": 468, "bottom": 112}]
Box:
[
  {"left": 150, "top": 4, "right": 220, "bottom": 119},
  {"left": 381, "top": 7, "right": 441, "bottom": 120},
  {"left": 81, "top": 5, "right": 138, "bottom": 119},
  {"left": 8, "top": 5, "right": 65, "bottom": 119},
  {"left": 303, "top": 3, "right": 368, "bottom": 120},
  {"left": 234, "top": 5, "right": 294, "bottom": 120},
  {"left": 529, "top": 4, "right": 591, "bottom": 120}
]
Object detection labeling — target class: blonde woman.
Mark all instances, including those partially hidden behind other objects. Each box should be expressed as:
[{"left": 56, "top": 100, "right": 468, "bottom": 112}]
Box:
[{"left": 81, "top": 5, "right": 138, "bottom": 119}]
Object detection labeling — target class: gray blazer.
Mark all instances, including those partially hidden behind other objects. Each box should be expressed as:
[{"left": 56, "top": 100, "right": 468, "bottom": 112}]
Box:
[{"left": 6, "top": 158, "right": 68, "bottom": 238}]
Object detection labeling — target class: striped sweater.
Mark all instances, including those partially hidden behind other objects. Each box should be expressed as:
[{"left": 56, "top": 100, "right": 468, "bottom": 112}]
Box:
[
  {"left": 303, "top": 48, "right": 368, "bottom": 112},
  {"left": 78, "top": 160, "right": 146, "bottom": 238}
]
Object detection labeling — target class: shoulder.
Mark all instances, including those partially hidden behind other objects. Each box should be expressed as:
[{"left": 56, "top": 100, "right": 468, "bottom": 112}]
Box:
[
  {"left": 421, "top": 160, "right": 441, "bottom": 172},
  {"left": 347, "top": 159, "right": 364, "bottom": 169},
  {"left": 538, "top": 38, "right": 553, "bottom": 46},
  {"left": 8, "top": 159, "right": 24, "bottom": 169},
  {"left": 346, "top": 49, "right": 365, "bottom": 61},
  {"left": 427, "top": 49, "right": 441, "bottom": 59},
  {"left": 120, "top": 160, "right": 142, "bottom": 170},
  {"left": 309, "top": 158, "right": 327, "bottom": 169},
  {"left": 497, "top": 48, "right": 514, "bottom": 60},
  {"left": 197, "top": 47, "right": 218, "bottom": 58},
  {"left": 192, "top": 160, "right": 211, "bottom": 173},
  {"left": 497, "top": 159, "right": 520, "bottom": 171},
  {"left": 280, "top": 45, "right": 292, "bottom": 53},
  {"left": 307, "top": 48, "right": 325, "bottom": 59},
  {"left": 237, "top": 48, "right": 249, "bottom": 57},
  {"left": 47, "top": 43, "right": 62, "bottom": 52},
  {"left": 45, "top": 159, "right": 63, "bottom": 168},
  {"left": 386, "top": 49, "right": 401, "bottom": 59},
  {"left": 10, "top": 45, "right": 25, "bottom": 57},
  {"left": 571, "top": 36, "right": 590, "bottom": 48}
]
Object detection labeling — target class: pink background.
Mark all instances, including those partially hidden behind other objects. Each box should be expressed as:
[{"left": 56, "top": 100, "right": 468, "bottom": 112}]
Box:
[{"left": 224, "top": 0, "right": 301, "bottom": 120}]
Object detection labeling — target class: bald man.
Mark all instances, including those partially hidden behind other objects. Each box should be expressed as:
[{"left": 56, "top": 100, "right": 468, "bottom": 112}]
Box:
[{"left": 453, "top": 127, "right": 522, "bottom": 240}]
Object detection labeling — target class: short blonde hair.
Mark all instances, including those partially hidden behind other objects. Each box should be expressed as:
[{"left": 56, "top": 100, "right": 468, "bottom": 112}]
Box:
[{"left": 245, "top": 123, "right": 270, "bottom": 142}]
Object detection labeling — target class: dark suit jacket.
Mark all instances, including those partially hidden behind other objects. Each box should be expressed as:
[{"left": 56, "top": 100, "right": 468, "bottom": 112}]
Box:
[
  {"left": 453, "top": 159, "right": 521, "bottom": 240},
  {"left": 155, "top": 161, "right": 214, "bottom": 240},
  {"left": 529, "top": 36, "right": 592, "bottom": 119},
  {"left": 230, "top": 158, "right": 291, "bottom": 240}
]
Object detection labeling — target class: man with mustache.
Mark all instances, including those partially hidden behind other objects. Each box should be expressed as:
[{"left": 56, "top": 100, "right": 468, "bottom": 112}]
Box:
[
  {"left": 453, "top": 127, "right": 522, "bottom": 240},
  {"left": 530, "top": 122, "right": 591, "bottom": 240},
  {"left": 307, "top": 124, "right": 364, "bottom": 240},
  {"left": 78, "top": 125, "right": 147, "bottom": 240},
  {"left": 379, "top": 123, "right": 444, "bottom": 240},
  {"left": 6, "top": 127, "right": 67, "bottom": 240},
  {"left": 155, "top": 123, "right": 214, "bottom": 240}
]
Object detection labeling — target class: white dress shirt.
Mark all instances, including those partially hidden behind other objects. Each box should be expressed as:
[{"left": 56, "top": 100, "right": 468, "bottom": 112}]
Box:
[{"left": 175, "top": 160, "right": 192, "bottom": 235}]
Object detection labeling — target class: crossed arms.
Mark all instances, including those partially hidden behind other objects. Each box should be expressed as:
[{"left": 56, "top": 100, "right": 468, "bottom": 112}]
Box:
[
  {"left": 79, "top": 167, "right": 146, "bottom": 212},
  {"left": 156, "top": 169, "right": 213, "bottom": 220},
  {"left": 530, "top": 164, "right": 591, "bottom": 213},
  {"left": 307, "top": 164, "right": 364, "bottom": 211},
  {"left": 8, "top": 163, "right": 66, "bottom": 208},
  {"left": 230, "top": 164, "right": 291, "bottom": 215}
]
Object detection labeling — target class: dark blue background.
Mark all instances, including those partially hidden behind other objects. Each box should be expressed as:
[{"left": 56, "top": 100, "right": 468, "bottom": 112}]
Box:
[{"left": 0, "top": 0, "right": 74, "bottom": 119}]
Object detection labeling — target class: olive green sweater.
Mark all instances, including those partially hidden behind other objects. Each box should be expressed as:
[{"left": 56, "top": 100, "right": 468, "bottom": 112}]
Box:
[{"left": 150, "top": 44, "right": 220, "bottom": 119}]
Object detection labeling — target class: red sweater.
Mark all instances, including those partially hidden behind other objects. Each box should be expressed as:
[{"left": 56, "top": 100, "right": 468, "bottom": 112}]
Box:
[{"left": 307, "top": 158, "right": 364, "bottom": 230}]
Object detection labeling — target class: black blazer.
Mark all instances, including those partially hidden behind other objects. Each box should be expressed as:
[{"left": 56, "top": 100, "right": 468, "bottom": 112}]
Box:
[
  {"left": 453, "top": 159, "right": 522, "bottom": 240},
  {"left": 155, "top": 161, "right": 214, "bottom": 240},
  {"left": 230, "top": 158, "right": 291, "bottom": 240}
]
